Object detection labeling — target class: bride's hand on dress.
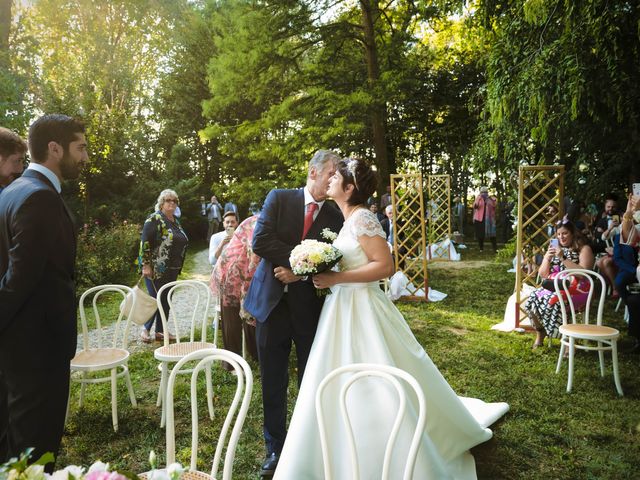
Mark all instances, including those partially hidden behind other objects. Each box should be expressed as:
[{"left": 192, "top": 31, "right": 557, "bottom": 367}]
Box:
[{"left": 313, "top": 271, "right": 338, "bottom": 289}]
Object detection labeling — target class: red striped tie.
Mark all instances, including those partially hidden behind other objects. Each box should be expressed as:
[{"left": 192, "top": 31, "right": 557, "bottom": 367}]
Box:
[{"left": 302, "top": 202, "right": 318, "bottom": 238}]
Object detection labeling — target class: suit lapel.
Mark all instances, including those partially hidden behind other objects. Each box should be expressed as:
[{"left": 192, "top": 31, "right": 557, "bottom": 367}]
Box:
[
  {"left": 305, "top": 201, "right": 337, "bottom": 240},
  {"left": 293, "top": 189, "right": 305, "bottom": 240}
]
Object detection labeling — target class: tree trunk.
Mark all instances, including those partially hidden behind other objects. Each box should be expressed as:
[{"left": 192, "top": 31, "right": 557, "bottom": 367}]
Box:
[
  {"left": 359, "top": 0, "right": 390, "bottom": 191},
  {"left": 0, "top": 0, "right": 12, "bottom": 56}
]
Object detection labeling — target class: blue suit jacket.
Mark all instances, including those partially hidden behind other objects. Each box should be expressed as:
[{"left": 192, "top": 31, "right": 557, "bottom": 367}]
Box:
[
  {"left": 243, "top": 188, "right": 343, "bottom": 326},
  {"left": 0, "top": 170, "right": 78, "bottom": 367}
]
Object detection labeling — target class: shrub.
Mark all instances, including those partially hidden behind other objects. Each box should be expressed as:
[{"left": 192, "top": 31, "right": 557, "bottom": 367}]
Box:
[{"left": 76, "top": 220, "right": 141, "bottom": 293}]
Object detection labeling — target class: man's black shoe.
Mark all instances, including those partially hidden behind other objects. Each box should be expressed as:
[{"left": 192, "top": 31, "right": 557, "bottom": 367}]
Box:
[
  {"left": 624, "top": 340, "right": 640, "bottom": 354},
  {"left": 261, "top": 452, "right": 279, "bottom": 477}
]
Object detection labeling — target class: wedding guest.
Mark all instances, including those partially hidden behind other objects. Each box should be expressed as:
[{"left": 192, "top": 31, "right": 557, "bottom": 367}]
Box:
[
  {"left": 368, "top": 201, "right": 384, "bottom": 223},
  {"left": 224, "top": 199, "right": 240, "bottom": 220},
  {"left": 473, "top": 186, "right": 497, "bottom": 251},
  {"left": 243, "top": 149, "right": 343, "bottom": 477},
  {"left": 379, "top": 185, "right": 391, "bottom": 210},
  {"left": 208, "top": 211, "right": 238, "bottom": 266},
  {"left": 211, "top": 214, "right": 261, "bottom": 370},
  {"left": 138, "top": 189, "right": 188, "bottom": 343},
  {"left": 0, "top": 127, "right": 26, "bottom": 192},
  {"left": 203, "top": 194, "right": 222, "bottom": 241},
  {"left": 525, "top": 218, "right": 594, "bottom": 348},
  {"left": 0, "top": 115, "right": 87, "bottom": 471},
  {"left": 614, "top": 194, "right": 640, "bottom": 304}
]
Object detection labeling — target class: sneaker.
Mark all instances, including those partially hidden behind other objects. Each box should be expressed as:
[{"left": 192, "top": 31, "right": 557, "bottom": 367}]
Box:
[{"left": 140, "top": 328, "right": 152, "bottom": 343}]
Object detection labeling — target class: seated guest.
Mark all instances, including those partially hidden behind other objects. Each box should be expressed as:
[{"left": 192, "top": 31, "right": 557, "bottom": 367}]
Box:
[
  {"left": 525, "top": 218, "right": 595, "bottom": 348},
  {"left": 595, "top": 198, "right": 622, "bottom": 297},
  {"left": 208, "top": 211, "right": 238, "bottom": 266},
  {"left": 615, "top": 193, "right": 640, "bottom": 304},
  {"left": 211, "top": 214, "right": 261, "bottom": 370}
]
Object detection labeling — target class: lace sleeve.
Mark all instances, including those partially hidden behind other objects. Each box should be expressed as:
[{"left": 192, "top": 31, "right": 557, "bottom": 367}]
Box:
[{"left": 350, "top": 209, "right": 386, "bottom": 239}]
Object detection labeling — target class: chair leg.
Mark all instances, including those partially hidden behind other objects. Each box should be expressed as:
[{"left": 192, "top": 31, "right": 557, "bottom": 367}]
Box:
[
  {"left": 598, "top": 343, "right": 605, "bottom": 377},
  {"left": 567, "top": 337, "right": 575, "bottom": 393},
  {"left": 160, "top": 362, "right": 168, "bottom": 428},
  {"left": 206, "top": 362, "right": 214, "bottom": 421},
  {"left": 611, "top": 341, "right": 623, "bottom": 396},
  {"left": 555, "top": 340, "right": 565, "bottom": 374},
  {"left": 111, "top": 368, "right": 118, "bottom": 432},
  {"left": 79, "top": 372, "right": 88, "bottom": 407},
  {"left": 125, "top": 368, "right": 137, "bottom": 407}
]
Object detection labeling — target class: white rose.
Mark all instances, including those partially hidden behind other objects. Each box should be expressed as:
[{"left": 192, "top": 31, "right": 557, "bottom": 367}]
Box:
[{"left": 87, "top": 462, "right": 109, "bottom": 474}]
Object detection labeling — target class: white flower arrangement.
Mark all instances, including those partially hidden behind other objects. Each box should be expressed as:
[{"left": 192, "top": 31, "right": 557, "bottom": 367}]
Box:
[
  {"left": 0, "top": 450, "right": 183, "bottom": 480},
  {"left": 320, "top": 228, "right": 338, "bottom": 242},
  {"left": 290, "top": 240, "right": 342, "bottom": 276}
]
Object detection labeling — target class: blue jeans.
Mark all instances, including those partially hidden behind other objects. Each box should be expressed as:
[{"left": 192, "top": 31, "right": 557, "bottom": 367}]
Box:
[{"left": 144, "top": 269, "right": 180, "bottom": 333}]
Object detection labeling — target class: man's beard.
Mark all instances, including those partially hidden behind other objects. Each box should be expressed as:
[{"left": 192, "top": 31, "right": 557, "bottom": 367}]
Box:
[{"left": 60, "top": 153, "right": 82, "bottom": 180}]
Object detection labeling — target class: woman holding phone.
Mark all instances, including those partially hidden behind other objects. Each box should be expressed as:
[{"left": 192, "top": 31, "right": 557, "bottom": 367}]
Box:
[{"left": 525, "top": 217, "right": 594, "bottom": 348}]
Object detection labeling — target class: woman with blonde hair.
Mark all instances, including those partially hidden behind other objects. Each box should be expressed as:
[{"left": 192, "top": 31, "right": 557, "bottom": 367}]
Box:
[{"left": 138, "top": 189, "right": 188, "bottom": 343}]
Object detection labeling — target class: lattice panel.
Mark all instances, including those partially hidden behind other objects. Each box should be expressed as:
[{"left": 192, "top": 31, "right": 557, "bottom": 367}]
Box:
[
  {"left": 427, "top": 175, "right": 452, "bottom": 260},
  {"left": 514, "top": 165, "right": 565, "bottom": 328},
  {"left": 390, "top": 174, "right": 428, "bottom": 301}
]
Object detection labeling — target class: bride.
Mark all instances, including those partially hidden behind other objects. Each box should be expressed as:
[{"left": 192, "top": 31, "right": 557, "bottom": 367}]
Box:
[{"left": 273, "top": 158, "right": 509, "bottom": 479}]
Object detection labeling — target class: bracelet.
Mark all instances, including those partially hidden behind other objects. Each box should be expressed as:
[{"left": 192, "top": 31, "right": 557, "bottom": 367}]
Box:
[{"left": 622, "top": 212, "right": 633, "bottom": 222}]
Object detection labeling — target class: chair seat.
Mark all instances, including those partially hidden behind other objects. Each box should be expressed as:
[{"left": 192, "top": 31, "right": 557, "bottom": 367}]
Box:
[
  {"left": 559, "top": 324, "right": 619, "bottom": 339},
  {"left": 71, "top": 348, "right": 130, "bottom": 371},
  {"left": 155, "top": 341, "right": 216, "bottom": 361},
  {"left": 139, "top": 470, "right": 211, "bottom": 480}
]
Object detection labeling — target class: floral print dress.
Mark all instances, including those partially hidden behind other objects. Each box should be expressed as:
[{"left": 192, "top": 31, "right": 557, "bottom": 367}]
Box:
[{"left": 524, "top": 247, "right": 589, "bottom": 337}]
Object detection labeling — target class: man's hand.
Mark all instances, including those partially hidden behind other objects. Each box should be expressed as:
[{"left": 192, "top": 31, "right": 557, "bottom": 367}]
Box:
[{"left": 274, "top": 266, "right": 302, "bottom": 284}]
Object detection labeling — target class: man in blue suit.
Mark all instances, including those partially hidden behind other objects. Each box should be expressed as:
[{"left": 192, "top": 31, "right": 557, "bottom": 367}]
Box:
[
  {"left": 244, "top": 150, "right": 343, "bottom": 477},
  {"left": 0, "top": 115, "right": 87, "bottom": 471}
]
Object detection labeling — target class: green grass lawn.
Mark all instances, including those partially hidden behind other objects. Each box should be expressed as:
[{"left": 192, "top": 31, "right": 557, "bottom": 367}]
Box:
[{"left": 59, "top": 245, "right": 640, "bottom": 479}]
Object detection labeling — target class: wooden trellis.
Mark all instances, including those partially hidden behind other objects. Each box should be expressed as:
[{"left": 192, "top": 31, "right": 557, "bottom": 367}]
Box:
[
  {"left": 390, "top": 173, "right": 428, "bottom": 301},
  {"left": 427, "top": 175, "right": 452, "bottom": 260},
  {"left": 514, "top": 165, "right": 565, "bottom": 329}
]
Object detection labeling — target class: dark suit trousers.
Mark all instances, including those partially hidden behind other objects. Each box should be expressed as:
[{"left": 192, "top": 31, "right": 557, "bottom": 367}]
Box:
[
  {"left": 256, "top": 293, "right": 316, "bottom": 455},
  {"left": 221, "top": 305, "right": 258, "bottom": 370},
  {"left": 0, "top": 362, "right": 70, "bottom": 472}
]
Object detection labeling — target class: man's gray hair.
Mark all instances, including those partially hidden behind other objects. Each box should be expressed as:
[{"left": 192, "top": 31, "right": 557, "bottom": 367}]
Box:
[
  {"left": 308, "top": 149, "right": 340, "bottom": 176},
  {"left": 155, "top": 189, "right": 179, "bottom": 212},
  {"left": 385, "top": 205, "right": 393, "bottom": 214}
]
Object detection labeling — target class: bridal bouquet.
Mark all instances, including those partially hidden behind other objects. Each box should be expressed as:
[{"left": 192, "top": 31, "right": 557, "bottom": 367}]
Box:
[
  {"left": 289, "top": 237, "right": 342, "bottom": 295},
  {"left": 0, "top": 449, "right": 183, "bottom": 480}
]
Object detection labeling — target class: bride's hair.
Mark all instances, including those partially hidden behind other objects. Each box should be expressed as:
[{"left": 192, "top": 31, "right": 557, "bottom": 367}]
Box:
[{"left": 337, "top": 157, "right": 378, "bottom": 206}]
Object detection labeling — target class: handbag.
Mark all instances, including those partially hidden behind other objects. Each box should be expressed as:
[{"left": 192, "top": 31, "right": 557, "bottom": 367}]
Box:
[{"left": 120, "top": 276, "right": 158, "bottom": 326}]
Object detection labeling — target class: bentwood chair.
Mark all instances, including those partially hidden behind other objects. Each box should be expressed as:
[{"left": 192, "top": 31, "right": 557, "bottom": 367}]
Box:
[
  {"left": 70, "top": 284, "right": 137, "bottom": 431},
  {"left": 141, "top": 349, "right": 252, "bottom": 480},
  {"left": 553, "top": 269, "right": 623, "bottom": 396},
  {"left": 154, "top": 280, "right": 217, "bottom": 427},
  {"left": 316, "top": 363, "right": 427, "bottom": 480}
]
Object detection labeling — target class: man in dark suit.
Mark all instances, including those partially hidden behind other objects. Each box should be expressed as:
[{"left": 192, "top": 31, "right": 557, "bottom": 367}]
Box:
[
  {"left": 244, "top": 150, "right": 343, "bottom": 477},
  {"left": 0, "top": 114, "right": 87, "bottom": 470}
]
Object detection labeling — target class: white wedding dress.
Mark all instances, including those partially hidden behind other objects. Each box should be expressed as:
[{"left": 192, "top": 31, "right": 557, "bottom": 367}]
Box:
[{"left": 274, "top": 209, "right": 509, "bottom": 479}]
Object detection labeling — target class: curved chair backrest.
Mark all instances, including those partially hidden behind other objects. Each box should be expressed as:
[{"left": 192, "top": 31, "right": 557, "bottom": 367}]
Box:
[
  {"left": 156, "top": 280, "right": 212, "bottom": 345},
  {"left": 165, "top": 348, "right": 253, "bottom": 480},
  {"left": 315, "top": 363, "right": 427, "bottom": 480},
  {"left": 78, "top": 284, "right": 133, "bottom": 350},
  {"left": 553, "top": 269, "right": 606, "bottom": 326}
]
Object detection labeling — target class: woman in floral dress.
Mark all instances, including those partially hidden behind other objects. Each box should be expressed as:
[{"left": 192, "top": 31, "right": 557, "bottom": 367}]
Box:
[
  {"left": 525, "top": 219, "right": 594, "bottom": 348},
  {"left": 210, "top": 214, "right": 261, "bottom": 364}
]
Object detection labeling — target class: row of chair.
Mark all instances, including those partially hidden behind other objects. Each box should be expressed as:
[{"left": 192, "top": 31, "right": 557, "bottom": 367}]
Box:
[{"left": 69, "top": 280, "right": 220, "bottom": 432}]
